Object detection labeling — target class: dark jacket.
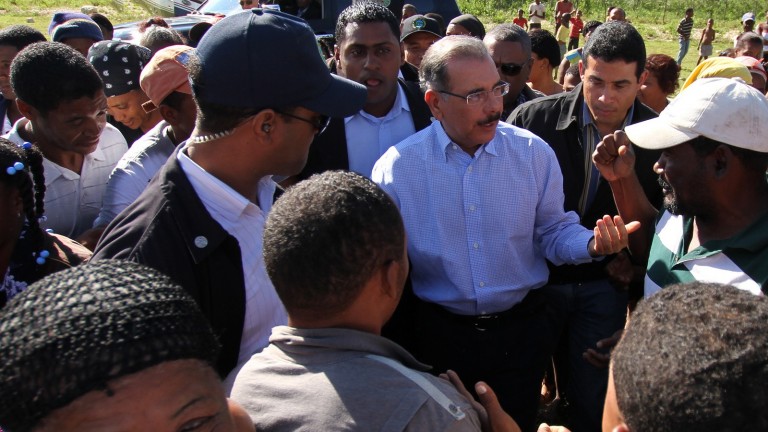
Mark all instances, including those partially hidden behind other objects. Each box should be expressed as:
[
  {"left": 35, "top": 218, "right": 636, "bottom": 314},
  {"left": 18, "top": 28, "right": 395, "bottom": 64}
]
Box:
[
  {"left": 508, "top": 82, "right": 662, "bottom": 283},
  {"left": 297, "top": 78, "right": 432, "bottom": 180},
  {"left": 92, "top": 149, "right": 247, "bottom": 376}
]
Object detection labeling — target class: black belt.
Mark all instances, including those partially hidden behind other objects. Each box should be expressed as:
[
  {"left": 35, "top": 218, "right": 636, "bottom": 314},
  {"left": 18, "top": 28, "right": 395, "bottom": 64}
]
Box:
[{"left": 425, "top": 290, "right": 543, "bottom": 331}]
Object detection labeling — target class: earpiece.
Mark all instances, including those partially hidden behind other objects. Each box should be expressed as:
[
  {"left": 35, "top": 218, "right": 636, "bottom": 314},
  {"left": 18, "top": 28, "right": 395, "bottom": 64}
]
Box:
[{"left": 262, "top": 124, "right": 271, "bottom": 133}]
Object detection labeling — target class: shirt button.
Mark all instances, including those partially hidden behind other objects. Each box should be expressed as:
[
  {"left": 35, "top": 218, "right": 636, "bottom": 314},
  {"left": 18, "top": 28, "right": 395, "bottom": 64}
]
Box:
[
  {"left": 469, "top": 205, "right": 476, "bottom": 211},
  {"left": 467, "top": 166, "right": 473, "bottom": 173},
  {"left": 473, "top": 242, "right": 479, "bottom": 249},
  {"left": 194, "top": 236, "right": 208, "bottom": 248},
  {"left": 453, "top": 144, "right": 459, "bottom": 150},
  {"left": 479, "top": 281, "right": 485, "bottom": 287}
]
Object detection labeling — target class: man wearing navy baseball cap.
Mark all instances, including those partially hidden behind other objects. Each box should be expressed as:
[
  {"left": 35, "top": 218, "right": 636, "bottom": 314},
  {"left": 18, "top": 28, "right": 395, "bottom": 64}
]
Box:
[{"left": 94, "top": 9, "right": 367, "bottom": 378}]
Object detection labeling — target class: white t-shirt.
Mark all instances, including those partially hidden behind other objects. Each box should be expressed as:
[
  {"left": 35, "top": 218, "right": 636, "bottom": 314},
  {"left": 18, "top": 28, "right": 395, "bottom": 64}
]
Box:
[{"left": 529, "top": 2, "right": 546, "bottom": 23}]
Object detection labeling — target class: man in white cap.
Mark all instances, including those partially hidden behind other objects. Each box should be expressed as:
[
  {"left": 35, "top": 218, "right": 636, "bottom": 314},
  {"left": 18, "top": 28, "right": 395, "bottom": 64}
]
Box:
[
  {"left": 93, "top": 9, "right": 367, "bottom": 378},
  {"left": 593, "top": 77, "right": 768, "bottom": 297}
]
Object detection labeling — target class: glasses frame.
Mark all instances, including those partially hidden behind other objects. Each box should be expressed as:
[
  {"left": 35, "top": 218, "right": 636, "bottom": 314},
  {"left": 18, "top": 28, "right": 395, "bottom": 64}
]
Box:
[
  {"left": 438, "top": 82, "right": 510, "bottom": 105},
  {"left": 276, "top": 110, "right": 330, "bottom": 135}
]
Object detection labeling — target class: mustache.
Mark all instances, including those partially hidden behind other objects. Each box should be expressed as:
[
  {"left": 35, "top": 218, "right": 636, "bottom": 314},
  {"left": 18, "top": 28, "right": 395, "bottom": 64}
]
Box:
[
  {"left": 477, "top": 113, "right": 502, "bottom": 125},
  {"left": 658, "top": 176, "right": 671, "bottom": 190}
]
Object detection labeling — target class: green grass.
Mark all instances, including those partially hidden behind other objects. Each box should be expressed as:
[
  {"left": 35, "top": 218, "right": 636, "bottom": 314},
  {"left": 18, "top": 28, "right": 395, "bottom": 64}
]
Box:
[
  {"left": 0, "top": 0, "right": 161, "bottom": 35},
  {"left": 456, "top": 0, "right": 751, "bottom": 94}
]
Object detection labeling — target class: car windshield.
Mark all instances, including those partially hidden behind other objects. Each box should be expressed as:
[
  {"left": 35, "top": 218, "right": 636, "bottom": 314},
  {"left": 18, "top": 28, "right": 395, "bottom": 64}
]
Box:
[{"left": 197, "top": 0, "right": 239, "bottom": 15}]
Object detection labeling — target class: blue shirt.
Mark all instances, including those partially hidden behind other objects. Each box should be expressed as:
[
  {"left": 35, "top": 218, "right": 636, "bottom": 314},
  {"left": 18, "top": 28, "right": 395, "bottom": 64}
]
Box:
[
  {"left": 345, "top": 84, "right": 417, "bottom": 178},
  {"left": 372, "top": 121, "right": 595, "bottom": 315}
]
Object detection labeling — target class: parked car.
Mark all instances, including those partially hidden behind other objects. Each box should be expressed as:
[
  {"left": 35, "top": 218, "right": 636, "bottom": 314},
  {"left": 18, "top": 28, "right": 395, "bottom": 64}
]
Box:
[{"left": 113, "top": 0, "right": 461, "bottom": 42}]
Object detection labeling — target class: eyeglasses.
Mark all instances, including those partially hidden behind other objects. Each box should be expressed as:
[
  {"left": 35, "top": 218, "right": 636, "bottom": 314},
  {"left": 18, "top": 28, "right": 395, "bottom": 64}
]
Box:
[
  {"left": 497, "top": 62, "right": 527, "bottom": 77},
  {"left": 439, "top": 82, "right": 510, "bottom": 105},
  {"left": 239, "top": 0, "right": 252, "bottom": 6},
  {"left": 277, "top": 110, "right": 330, "bottom": 135}
]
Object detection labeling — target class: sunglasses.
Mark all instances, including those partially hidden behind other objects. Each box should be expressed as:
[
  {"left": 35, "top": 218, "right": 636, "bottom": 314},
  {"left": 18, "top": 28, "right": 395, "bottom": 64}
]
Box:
[
  {"left": 497, "top": 61, "right": 528, "bottom": 77},
  {"left": 277, "top": 111, "right": 330, "bottom": 135}
]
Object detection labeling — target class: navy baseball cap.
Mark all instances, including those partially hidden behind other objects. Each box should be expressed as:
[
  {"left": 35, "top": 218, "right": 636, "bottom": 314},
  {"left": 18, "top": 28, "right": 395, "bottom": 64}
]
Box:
[{"left": 194, "top": 9, "right": 366, "bottom": 118}]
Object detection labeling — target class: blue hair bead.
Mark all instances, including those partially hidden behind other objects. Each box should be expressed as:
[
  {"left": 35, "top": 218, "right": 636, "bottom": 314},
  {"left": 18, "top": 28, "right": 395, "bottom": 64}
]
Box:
[
  {"left": 36, "top": 257, "right": 46, "bottom": 265},
  {"left": 22, "top": 142, "right": 32, "bottom": 150},
  {"left": 6, "top": 161, "right": 24, "bottom": 175},
  {"left": 39, "top": 250, "right": 50, "bottom": 258}
]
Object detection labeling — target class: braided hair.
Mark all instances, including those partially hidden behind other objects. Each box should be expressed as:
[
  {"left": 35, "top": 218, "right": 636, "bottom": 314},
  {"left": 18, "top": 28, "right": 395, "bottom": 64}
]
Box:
[{"left": 0, "top": 138, "right": 47, "bottom": 270}]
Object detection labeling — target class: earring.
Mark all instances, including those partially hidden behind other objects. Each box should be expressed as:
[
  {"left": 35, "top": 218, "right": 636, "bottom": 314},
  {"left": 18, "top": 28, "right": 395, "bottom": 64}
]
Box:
[{"left": 262, "top": 124, "right": 271, "bottom": 133}]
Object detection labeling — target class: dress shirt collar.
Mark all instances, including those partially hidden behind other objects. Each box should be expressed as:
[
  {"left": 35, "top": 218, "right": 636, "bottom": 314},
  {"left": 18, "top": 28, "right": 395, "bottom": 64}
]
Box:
[
  {"left": 345, "top": 81, "right": 411, "bottom": 124},
  {"left": 436, "top": 120, "right": 499, "bottom": 161},
  {"left": 177, "top": 146, "right": 275, "bottom": 223}
]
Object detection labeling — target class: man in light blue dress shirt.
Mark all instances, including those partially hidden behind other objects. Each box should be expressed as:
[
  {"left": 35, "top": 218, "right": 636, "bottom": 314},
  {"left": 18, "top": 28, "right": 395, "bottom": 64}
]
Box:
[{"left": 372, "top": 35, "right": 635, "bottom": 432}]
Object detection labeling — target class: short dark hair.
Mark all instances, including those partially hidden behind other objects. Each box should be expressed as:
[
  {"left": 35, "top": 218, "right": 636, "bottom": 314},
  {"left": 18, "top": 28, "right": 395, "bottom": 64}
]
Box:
[
  {"left": 0, "top": 25, "right": 46, "bottom": 51},
  {"left": 11, "top": 42, "right": 103, "bottom": 116},
  {"left": 582, "top": 20, "right": 602, "bottom": 37},
  {"left": 89, "top": 13, "right": 113, "bottom": 33},
  {"left": 484, "top": 23, "right": 531, "bottom": 58},
  {"left": 335, "top": 1, "right": 400, "bottom": 44},
  {"left": 583, "top": 21, "right": 646, "bottom": 79},
  {"left": 263, "top": 171, "right": 405, "bottom": 320},
  {"left": 613, "top": 282, "right": 768, "bottom": 431},
  {"left": 529, "top": 29, "right": 560, "bottom": 68},
  {"left": 188, "top": 53, "right": 260, "bottom": 133},
  {"left": 139, "top": 26, "right": 184, "bottom": 55},
  {"left": 645, "top": 53, "right": 680, "bottom": 95},
  {"left": 736, "top": 32, "right": 763, "bottom": 53},
  {"left": 685, "top": 7, "right": 694, "bottom": 14}
]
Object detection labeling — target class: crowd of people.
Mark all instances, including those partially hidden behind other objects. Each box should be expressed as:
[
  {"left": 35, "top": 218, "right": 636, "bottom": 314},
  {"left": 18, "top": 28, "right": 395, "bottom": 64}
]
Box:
[{"left": 0, "top": 2, "right": 767, "bottom": 432}]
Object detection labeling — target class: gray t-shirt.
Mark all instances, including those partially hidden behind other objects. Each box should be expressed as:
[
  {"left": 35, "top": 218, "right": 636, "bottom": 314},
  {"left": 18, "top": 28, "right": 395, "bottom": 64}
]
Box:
[{"left": 230, "top": 326, "right": 483, "bottom": 431}]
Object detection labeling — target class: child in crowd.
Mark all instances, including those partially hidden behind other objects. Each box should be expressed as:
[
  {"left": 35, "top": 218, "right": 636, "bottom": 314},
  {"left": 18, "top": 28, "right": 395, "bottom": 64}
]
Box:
[
  {"left": 568, "top": 9, "right": 583, "bottom": 49},
  {"left": 513, "top": 9, "right": 528, "bottom": 30},
  {"left": 556, "top": 13, "right": 570, "bottom": 58},
  {"left": 697, "top": 18, "right": 716, "bottom": 65}
]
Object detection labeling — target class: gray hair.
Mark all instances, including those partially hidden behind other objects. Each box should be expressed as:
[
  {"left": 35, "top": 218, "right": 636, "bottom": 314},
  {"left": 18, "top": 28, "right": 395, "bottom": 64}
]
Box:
[
  {"left": 483, "top": 23, "right": 531, "bottom": 57},
  {"left": 419, "top": 35, "right": 490, "bottom": 92}
]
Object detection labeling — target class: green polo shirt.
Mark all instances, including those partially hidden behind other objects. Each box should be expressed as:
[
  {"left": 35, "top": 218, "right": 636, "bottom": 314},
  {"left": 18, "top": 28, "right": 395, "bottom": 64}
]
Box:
[{"left": 645, "top": 210, "right": 768, "bottom": 297}]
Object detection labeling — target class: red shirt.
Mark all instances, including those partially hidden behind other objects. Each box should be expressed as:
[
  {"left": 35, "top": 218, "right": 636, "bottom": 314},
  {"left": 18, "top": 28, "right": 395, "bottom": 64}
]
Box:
[
  {"left": 513, "top": 17, "right": 528, "bottom": 28},
  {"left": 569, "top": 17, "right": 583, "bottom": 38}
]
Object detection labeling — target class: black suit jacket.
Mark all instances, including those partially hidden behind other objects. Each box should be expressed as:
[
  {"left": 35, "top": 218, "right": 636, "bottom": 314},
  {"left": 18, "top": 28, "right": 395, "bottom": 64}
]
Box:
[
  {"left": 298, "top": 79, "right": 432, "bottom": 180},
  {"left": 509, "top": 83, "right": 662, "bottom": 283}
]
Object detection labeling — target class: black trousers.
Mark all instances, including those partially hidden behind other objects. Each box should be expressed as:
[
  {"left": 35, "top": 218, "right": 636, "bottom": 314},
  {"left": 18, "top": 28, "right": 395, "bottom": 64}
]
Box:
[{"left": 407, "top": 288, "right": 564, "bottom": 432}]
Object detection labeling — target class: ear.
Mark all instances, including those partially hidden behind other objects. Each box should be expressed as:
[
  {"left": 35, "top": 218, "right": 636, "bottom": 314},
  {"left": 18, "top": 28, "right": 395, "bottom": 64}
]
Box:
[
  {"left": 424, "top": 89, "right": 444, "bottom": 121},
  {"left": 10, "top": 187, "right": 23, "bottom": 216},
  {"left": 612, "top": 424, "right": 630, "bottom": 432},
  {"left": 637, "top": 69, "right": 649, "bottom": 86},
  {"left": 251, "top": 109, "right": 279, "bottom": 141},
  {"left": 381, "top": 259, "right": 402, "bottom": 299},
  {"left": 158, "top": 105, "right": 177, "bottom": 125},
  {"left": 712, "top": 144, "right": 731, "bottom": 178},
  {"left": 334, "top": 44, "right": 342, "bottom": 72},
  {"left": 15, "top": 99, "right": 37, "bottom": 121},
  {"left": 578, "top": 59, "right": 585, "bottom": 79}
]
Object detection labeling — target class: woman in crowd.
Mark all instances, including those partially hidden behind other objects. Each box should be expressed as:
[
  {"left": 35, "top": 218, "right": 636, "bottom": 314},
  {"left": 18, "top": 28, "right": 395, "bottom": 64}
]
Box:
[
  {"left": 528, "top": 29, "right": 564, "bottom": 95},
  {"left": 638, "top": 54, "right": 680, "bottom": 113},
  {"left": 0, "top": 260, "right": 254, "bottom": 431}
]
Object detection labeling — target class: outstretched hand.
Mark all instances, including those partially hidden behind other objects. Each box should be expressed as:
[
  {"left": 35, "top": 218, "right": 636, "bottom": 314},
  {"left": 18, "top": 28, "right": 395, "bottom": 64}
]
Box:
[
  {"left": 589, "top": 215, "right": 641, "bottom": 257},
  {"left": 440, "top": 370, "right": 521, "bottom": 432},
  {"left": 592, "top": 130, "right": 636, "bottom": 182}
]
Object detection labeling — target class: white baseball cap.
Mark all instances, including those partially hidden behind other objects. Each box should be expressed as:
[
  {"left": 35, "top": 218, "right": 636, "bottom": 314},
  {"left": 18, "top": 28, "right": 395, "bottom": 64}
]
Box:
[{"left": 625, "top": 77, "right": 768, "bottom": 152}]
